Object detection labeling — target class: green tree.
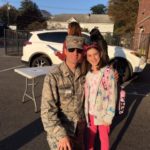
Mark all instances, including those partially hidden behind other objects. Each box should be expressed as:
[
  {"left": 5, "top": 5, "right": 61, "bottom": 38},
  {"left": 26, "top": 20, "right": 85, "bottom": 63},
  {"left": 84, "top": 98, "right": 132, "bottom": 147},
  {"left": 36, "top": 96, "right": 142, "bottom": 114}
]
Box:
[
  {"left": 17, "top": 0, "right": 46, "bottom": 30},
  {"left": 0, "top": 4, "right": 18, "bottom": 25},
  {"left": 90, "top": 4, "right": 107, "bottom": 14},
  {"left": 108, "top": 0, "right": 139, "bottom": 35}
]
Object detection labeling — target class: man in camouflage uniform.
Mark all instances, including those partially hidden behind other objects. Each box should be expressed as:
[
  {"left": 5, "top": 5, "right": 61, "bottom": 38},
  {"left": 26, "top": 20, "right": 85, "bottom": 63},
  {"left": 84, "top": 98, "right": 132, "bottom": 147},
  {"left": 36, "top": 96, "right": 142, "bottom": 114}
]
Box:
[{"left": 41, "top": 35, "right": 86, "bottom": 150}]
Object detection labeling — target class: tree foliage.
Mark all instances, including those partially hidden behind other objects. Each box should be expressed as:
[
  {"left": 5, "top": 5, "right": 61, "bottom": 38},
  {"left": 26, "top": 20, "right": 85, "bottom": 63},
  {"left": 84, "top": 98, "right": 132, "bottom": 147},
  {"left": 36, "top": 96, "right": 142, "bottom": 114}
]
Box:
[
  {"left": 108, "top": 0, "right": 139, "bottom": 35},
  {"left": 90, "top": 4, "right": 107, "bottom": 14},
  {"left": 17, "top": 0, "right": 46, "bottom": 30},
  {"left": 0, "top": 4, "right": 18, "bottom": 25}
]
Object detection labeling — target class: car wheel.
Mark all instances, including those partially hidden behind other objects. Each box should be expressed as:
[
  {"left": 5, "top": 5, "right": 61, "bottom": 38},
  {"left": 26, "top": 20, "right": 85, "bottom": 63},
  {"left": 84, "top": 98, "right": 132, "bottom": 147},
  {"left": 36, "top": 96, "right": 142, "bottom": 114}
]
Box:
[
  {"left": 110, "top": 58, "right": 132, "bottom": 83},
  {"left": 31, "top": 56, "right": 51, "bottom": 67}
]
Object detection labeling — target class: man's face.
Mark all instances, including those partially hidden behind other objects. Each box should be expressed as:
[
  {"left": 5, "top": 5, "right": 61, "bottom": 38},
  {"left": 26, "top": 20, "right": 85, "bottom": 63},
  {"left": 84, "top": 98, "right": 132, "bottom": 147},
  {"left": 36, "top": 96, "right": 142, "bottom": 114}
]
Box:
[{"left": 65, "top": 48, "right": 83, "bottom": 66}]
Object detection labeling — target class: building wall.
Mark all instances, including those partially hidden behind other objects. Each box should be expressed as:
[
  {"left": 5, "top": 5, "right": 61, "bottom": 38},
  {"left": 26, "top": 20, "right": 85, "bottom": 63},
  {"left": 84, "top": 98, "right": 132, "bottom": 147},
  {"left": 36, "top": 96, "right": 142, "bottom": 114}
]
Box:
[
  {"left": 135, "top": 0, "right": 150, "bottom": 34},
  {"left": 47, "top": 21, "right": 67, "bottom": 29},
  {"left": 134, "top": 0, "right": 150, "bottom": 59},
  {"left": 47, "top": 21, "right": 114, "bottom": 34},
  {"left": 80, "top": 23, "right": 114, "bottom": 33}
]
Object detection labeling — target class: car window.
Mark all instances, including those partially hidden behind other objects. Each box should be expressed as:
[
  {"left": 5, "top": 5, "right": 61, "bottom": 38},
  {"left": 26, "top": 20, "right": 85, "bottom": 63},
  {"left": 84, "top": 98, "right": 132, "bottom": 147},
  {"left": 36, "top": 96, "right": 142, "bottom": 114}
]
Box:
[
  {"left": 38, "top": 32, "right": 67, "bottom": 43},
  {"left": 81, "top": 33, "right": 89, "bottom": 39}
]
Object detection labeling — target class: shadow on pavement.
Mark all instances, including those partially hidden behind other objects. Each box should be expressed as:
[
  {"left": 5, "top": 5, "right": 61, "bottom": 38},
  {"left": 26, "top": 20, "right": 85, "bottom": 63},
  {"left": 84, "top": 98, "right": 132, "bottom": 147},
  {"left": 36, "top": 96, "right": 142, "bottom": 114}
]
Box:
[
  {"left": 1, "top": 65, "right": 150, "bottom": 150},
  {"left": 0, "top": 118, "right": 44, "bottom": 150},
  {"left": 110, "top": 96, "right": 142, "bottom": 150},
  {"left": 110, "top": 64, "right": 150, "bottom": 150}
]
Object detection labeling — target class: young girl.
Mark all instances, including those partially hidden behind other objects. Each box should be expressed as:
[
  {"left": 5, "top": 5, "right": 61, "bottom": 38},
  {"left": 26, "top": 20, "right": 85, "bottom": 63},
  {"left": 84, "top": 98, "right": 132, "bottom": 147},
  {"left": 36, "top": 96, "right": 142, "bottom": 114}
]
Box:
[
  {"left": 90, "top": 28, "right": 109, "bottom": 63},
  {"left": 55, "top": 21, "right": 82, "bottom": 61},
  {"left": 84, "top": 42, "right": 117, "bottom": 150}
]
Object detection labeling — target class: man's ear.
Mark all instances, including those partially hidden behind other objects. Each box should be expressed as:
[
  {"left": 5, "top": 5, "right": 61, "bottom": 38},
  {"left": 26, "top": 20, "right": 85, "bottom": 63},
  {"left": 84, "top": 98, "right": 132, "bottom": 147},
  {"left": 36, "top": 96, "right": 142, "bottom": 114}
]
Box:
[{"left": 64, "top": 48, "right": 67, "bottom": 55}]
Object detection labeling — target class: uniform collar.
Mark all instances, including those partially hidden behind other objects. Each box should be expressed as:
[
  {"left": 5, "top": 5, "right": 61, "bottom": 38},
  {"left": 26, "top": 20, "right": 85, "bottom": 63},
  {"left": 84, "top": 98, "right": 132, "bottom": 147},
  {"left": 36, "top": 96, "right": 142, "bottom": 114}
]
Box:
[{"left": 60, "top": 62, "right": 82, "bottom": 79}]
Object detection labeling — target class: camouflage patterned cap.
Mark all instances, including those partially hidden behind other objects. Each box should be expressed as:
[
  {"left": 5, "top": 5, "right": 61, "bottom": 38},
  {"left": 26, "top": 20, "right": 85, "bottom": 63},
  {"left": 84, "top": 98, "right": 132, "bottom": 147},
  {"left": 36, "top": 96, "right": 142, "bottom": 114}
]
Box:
[{"left": 66, "top": 35, "right": 84, "bottom": 50}]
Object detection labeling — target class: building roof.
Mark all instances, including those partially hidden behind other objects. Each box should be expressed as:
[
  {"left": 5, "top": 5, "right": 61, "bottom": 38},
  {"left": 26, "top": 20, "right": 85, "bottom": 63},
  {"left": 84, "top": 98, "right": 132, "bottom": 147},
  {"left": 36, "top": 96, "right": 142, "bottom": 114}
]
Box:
[{"left": 50, "top": 14, "right": 113, "bottom": 23}]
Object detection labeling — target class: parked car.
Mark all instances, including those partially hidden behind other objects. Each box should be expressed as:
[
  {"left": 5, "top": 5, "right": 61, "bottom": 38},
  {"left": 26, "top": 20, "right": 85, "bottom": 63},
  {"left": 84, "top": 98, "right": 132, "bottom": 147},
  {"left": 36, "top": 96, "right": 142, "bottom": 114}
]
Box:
[{"left": 21, "top": 30, "right": 146, "bottom": 82}]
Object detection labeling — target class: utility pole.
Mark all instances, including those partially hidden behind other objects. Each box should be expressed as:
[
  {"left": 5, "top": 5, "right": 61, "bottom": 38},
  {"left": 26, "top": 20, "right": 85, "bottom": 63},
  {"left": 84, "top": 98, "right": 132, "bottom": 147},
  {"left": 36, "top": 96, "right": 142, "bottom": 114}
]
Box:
[{"left": 7, "top": 3, "right": 10, "bottom": 26}]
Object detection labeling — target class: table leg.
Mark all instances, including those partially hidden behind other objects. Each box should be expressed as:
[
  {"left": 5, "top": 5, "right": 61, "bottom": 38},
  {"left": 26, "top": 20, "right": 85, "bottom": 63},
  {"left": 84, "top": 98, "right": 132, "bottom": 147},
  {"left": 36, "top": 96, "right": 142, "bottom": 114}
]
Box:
[
  {"left": 22, "top": 78, "right": 28, "bottom": 103},
  {"left": 22, "top": 78, "right": 38, "bottom": 113},
  {"left": 32, "top": 78, "right": 38, "bottom": 113}
]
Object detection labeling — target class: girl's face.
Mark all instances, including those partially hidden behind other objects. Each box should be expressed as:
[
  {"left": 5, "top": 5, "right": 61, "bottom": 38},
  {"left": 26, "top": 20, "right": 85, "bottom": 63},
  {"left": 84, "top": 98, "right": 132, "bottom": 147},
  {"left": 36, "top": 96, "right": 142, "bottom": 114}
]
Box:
[{"left": 87, "top": 48, "right": 101, "bottom": 67}]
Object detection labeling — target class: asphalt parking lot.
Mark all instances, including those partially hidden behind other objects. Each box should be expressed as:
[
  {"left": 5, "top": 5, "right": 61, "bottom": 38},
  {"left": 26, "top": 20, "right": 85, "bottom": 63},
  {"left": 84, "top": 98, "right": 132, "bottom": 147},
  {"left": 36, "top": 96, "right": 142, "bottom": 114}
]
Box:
[{"left": 0, "top": 54, "right": 150, "bottom": 150}]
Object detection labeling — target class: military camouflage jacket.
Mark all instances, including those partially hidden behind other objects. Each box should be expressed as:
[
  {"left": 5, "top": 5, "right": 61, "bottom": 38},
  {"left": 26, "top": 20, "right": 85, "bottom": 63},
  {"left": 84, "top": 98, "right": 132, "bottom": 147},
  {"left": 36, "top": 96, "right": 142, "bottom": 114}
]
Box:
[{"left": 41, "top": 62, "right": 85, "bottom": 142}]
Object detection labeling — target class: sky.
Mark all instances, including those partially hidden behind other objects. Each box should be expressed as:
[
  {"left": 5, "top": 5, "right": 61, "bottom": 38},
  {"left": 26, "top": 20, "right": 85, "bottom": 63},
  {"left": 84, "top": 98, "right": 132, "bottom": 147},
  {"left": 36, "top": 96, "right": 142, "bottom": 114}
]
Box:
[{"left": 0, "top": 0, "right": 108, "bottom": 15}]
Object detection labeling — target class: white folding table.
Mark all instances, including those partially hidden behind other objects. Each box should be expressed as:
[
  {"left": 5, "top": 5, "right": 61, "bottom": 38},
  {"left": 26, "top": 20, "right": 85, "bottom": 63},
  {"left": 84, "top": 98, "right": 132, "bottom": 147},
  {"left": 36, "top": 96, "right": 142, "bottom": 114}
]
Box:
[{"left": 14, "top": 66, "right": 54, "bottom": 112}]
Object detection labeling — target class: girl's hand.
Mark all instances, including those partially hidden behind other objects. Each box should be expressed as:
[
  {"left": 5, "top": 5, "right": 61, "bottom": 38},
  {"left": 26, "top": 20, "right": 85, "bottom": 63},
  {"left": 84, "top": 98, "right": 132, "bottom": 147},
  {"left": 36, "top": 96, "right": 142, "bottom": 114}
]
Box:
[{"left": 54, "top": 51, "right": 58, "bottom": 55}]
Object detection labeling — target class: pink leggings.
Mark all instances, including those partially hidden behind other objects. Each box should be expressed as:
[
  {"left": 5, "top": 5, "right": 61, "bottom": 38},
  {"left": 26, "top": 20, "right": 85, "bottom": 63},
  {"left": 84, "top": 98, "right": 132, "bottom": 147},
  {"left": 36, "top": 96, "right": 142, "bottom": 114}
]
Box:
[{"left": 88, "top": 115, "right": 110, "bottom": 150}]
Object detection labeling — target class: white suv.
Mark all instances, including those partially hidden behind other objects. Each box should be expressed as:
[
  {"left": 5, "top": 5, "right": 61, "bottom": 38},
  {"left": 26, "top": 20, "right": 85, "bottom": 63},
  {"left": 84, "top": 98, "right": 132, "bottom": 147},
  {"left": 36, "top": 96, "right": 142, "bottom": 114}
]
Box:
[{"left": 21, "top": 30, "right": 146, "bottom": 82}]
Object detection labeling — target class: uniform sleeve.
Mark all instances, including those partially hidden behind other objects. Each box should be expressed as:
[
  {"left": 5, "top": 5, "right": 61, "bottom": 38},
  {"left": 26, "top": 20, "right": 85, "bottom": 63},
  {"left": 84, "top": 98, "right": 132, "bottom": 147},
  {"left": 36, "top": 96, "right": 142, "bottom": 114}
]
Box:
[
  {"left": 103, "top": 69, "right": 117, "bottom": 125},
  {"left": 41, "top": 73, "right": 67, "bottom": 141}
]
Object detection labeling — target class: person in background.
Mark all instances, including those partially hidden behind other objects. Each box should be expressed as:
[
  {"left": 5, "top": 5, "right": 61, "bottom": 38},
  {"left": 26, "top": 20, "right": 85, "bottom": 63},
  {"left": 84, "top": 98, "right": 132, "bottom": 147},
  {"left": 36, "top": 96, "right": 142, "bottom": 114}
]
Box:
[
  {"left": 41, "top": 35, "right": 86, "bottom": 150},
  {"left": 84, "top": 42, "right": 117, "bottom": 150},
  {"left": 55, "top": 21, "right": 82, "bottom": 61},
  {"left": 89, "top": 27, "right": 119, "bottom": 81}
]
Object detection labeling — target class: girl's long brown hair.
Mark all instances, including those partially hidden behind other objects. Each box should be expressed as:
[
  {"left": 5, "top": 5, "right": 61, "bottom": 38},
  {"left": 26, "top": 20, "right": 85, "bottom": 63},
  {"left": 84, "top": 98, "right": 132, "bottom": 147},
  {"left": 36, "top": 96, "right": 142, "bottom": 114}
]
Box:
[{"left": 68, "top": 22, "right": 81, "bottom": 36}]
